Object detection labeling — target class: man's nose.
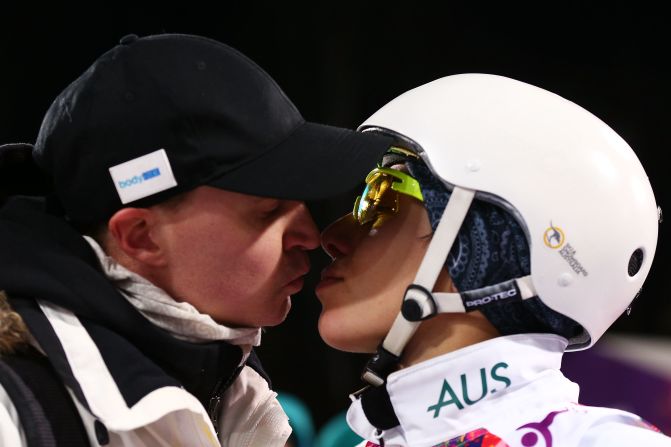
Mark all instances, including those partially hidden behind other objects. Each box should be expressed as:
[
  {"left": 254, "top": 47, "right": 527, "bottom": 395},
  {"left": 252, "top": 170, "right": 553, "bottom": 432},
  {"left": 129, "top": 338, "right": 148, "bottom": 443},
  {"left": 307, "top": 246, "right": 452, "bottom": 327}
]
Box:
[{"left": 283, "top": 201, "right": 320, "bottom": 251}]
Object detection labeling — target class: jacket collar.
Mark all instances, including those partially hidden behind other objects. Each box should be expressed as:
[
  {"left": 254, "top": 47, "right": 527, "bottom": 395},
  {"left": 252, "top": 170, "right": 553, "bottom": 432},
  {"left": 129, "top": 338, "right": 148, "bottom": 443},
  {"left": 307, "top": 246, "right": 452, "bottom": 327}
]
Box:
[{"left": 347, "top": 334, "right": 578, "bottom": 446}]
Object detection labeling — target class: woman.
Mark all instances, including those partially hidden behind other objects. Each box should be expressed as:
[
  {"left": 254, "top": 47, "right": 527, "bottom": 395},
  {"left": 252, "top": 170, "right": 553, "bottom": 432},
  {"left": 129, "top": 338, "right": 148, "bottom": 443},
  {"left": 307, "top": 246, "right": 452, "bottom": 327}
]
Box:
[{"left": 315, "top": 74, "right": 668, "bottom": 446}]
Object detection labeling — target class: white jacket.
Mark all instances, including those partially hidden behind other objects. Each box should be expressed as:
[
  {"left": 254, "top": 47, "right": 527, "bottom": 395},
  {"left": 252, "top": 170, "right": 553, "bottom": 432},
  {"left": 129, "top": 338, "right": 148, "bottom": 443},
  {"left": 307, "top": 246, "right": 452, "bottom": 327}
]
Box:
[
  {"left": 0, "top": 237, "right": 291, "bottom": 446},
  {"left": 0, "top": 300, "right": 291, "bottom": 447},
  {"left": 0, "top": 199, "right": 291, "bottom": 446},
  {"left": 347, "top": 334, "right": 671, "bottom": 446}
]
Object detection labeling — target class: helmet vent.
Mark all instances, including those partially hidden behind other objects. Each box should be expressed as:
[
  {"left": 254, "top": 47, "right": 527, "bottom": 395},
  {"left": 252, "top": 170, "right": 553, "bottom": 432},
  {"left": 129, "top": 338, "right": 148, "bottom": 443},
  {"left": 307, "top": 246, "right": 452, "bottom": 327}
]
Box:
[{"left": 628, "top": 248, "right": 644, "bottom": 277}]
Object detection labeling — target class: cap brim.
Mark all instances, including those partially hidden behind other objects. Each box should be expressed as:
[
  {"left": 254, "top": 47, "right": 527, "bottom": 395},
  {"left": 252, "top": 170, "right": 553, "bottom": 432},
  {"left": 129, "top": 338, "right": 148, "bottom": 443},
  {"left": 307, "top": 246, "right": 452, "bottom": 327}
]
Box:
[
  {"left": 0, "top": 143, "right": 36, "bottom": 164},
  {"left": 207, "top": 122, "right": 392, "bottom": 200}
]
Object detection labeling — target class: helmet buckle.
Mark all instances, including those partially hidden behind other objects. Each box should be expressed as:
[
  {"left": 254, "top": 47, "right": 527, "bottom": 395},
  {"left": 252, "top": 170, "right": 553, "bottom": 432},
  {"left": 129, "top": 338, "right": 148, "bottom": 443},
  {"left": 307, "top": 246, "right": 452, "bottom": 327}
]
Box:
[{"left": 401, "top": 284, "right": 437, "bottom": 322}]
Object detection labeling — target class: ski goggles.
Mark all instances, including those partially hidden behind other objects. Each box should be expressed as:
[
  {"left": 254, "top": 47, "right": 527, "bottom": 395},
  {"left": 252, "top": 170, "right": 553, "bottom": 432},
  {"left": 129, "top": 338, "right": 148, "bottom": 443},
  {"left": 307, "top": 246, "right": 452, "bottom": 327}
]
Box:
[{"left": 353, "top": 167, "right": 424, "bottom": 228}]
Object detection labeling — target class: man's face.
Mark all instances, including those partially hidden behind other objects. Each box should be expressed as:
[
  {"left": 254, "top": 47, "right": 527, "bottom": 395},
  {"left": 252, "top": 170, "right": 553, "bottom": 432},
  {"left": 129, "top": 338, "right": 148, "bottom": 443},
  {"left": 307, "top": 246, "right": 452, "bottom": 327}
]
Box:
[{"left": 151, "top": 186, "right": 319, "bottom": 328}]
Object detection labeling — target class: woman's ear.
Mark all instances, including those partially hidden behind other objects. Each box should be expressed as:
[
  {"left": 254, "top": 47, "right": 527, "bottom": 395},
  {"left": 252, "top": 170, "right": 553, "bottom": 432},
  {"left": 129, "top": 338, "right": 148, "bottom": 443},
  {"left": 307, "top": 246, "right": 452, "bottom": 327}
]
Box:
[
  {"left": 434, "top": 267, "right": 458, "bottom": 293},
  {"left": 107, "top": 208, "right": 167, "bottom": 267}
]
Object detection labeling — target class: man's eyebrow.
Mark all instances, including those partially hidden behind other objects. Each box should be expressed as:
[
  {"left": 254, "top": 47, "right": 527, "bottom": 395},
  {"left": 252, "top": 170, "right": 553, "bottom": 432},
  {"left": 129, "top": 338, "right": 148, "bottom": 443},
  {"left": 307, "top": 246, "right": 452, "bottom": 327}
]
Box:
[{"left": 250, "top": 196, "right": 281, "bottom": 205}]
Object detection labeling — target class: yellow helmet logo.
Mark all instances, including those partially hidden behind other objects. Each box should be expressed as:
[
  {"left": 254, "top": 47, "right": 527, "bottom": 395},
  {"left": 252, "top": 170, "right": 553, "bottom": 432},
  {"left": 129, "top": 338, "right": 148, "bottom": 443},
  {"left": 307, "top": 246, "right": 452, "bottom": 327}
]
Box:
[{"left": 543, "top": 223, "right": 565, "bottom": 249}]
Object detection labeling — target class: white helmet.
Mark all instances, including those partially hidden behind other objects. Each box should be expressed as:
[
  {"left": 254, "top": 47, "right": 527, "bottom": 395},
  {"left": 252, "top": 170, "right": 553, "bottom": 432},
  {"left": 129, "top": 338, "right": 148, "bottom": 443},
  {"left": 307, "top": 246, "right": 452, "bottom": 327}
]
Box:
[{"left": 358, "top": 74, "right": 659, "bottom": 386}]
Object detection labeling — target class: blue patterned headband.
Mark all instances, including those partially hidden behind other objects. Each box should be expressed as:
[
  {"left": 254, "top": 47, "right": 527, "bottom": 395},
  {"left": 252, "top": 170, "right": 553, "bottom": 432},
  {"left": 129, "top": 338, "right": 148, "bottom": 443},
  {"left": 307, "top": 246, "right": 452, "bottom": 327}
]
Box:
[{"left": 394, "top": 156, "right": 581, "bottom": 340}]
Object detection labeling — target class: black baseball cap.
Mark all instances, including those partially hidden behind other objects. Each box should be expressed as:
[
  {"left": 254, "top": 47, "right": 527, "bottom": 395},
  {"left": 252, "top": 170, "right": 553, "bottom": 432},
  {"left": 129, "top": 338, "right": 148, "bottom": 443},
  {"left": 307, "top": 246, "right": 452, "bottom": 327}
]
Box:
[{"left": 31, "top": 33, "right": 391, "bottom": 226}]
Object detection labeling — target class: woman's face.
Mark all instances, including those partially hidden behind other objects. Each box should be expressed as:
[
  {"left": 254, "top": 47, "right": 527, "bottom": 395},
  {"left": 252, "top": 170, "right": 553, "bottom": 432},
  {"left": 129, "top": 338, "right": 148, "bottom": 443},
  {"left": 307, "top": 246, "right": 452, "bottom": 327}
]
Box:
[{"left": 316, "top": 192, "right": 433, "bottom": 353}]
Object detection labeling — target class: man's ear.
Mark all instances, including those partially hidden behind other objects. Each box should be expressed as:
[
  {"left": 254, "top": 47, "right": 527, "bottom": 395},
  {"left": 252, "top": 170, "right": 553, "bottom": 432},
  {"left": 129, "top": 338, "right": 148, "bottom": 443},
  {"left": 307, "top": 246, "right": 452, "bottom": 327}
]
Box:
[{"left": 107, "top": 208, "right": 166, "bottom": 267}]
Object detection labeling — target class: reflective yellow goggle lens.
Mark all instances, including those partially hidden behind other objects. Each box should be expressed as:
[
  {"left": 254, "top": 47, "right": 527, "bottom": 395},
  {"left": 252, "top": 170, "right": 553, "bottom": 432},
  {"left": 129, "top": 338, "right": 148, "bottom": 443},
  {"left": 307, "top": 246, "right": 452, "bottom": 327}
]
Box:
[{"left": 353, "top": 167, "right": 424, "bottom": 228}]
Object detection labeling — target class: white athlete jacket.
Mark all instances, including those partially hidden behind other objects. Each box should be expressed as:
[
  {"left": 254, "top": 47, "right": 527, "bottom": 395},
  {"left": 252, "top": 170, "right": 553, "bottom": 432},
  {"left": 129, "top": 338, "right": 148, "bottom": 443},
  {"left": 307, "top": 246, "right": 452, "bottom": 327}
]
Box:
[{"left": 347, "top": 334, "right": 671, "bottom": 447}]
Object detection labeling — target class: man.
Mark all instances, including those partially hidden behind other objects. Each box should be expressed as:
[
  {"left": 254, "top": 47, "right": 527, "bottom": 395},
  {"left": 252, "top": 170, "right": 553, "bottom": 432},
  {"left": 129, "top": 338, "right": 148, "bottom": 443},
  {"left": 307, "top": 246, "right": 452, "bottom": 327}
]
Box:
[{"left": 0, "top": 33, "right": 390, "bottom": 446}]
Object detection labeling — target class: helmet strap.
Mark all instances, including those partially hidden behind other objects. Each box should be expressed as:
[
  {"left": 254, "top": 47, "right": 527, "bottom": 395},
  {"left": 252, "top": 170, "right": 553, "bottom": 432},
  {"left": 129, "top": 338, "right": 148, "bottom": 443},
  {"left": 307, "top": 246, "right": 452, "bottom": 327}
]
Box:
[{"left": 361, "top": 186, "right": 475, "bottom": 386}]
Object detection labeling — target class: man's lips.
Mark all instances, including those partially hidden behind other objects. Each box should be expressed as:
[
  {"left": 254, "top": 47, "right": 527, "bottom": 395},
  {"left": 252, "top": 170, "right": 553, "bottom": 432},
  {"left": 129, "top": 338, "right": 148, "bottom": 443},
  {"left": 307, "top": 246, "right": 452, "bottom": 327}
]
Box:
[
  {"left": 284, "top": 262, "right": 311, "bottom": 294},
  {"left": 284, "top": 276, "right": 305, "bottom": 294}
]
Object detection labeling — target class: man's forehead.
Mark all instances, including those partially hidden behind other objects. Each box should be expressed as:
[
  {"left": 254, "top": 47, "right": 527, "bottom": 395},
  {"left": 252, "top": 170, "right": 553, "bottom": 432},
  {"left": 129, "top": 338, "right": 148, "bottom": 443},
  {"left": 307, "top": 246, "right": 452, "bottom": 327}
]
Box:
[{"left": 189, "top": 186, "right": 282, "bottom": 205}]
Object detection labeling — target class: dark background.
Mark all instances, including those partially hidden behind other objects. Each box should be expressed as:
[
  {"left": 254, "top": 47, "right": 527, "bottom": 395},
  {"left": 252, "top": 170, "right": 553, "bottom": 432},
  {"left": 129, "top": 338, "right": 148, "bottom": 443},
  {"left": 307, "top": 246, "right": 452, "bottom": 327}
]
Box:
[{"left": 2, "top": 3, "right": 668, "bottom": 429}]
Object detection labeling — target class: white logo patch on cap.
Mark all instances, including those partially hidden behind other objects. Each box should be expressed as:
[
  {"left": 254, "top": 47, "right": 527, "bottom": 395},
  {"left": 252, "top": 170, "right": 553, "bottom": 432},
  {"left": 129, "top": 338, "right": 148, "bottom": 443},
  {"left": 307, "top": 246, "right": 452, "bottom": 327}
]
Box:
[{"left": 109, "top": 149, "right": 178, "bottom": 204}]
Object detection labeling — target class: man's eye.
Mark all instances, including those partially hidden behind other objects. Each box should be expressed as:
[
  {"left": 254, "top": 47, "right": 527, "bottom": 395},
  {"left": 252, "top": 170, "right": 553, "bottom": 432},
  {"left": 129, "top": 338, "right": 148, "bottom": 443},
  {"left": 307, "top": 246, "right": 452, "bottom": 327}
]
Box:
[
  {"left": 258, "top": 201, "right": 282, "bottom": 218},
  {"left": 263, "top": 207, "right": 280, "bottom": 218}
]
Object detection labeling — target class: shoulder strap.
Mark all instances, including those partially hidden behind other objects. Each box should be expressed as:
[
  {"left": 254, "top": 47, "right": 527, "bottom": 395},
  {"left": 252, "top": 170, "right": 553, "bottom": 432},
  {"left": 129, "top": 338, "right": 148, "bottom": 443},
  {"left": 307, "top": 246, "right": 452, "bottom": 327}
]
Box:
[{"left": 0, "top": 347, "right": 90, "bottom": 446}]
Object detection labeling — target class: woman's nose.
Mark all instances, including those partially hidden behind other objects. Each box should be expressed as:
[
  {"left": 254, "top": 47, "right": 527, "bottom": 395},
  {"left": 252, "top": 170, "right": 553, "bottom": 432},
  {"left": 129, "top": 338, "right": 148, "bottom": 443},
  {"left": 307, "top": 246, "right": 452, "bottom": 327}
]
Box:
[{"left": 320, "top": 213, "right": 364, "bottom": 259}]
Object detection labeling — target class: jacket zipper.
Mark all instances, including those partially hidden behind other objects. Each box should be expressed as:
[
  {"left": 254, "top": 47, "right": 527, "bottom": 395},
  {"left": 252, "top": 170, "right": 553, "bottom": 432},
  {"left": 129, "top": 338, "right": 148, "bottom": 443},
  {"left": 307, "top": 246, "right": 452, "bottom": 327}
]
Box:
[{"left": 208, "top": 365, "right": 243, "bottom": 435}]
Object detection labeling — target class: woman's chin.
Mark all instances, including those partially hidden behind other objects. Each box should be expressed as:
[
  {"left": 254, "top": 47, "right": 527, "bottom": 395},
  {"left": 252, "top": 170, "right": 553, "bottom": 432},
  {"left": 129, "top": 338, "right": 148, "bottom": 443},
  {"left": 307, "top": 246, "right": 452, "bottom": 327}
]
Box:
[{"left": 317, "top": 313, "right": 378, "bottom": 353}]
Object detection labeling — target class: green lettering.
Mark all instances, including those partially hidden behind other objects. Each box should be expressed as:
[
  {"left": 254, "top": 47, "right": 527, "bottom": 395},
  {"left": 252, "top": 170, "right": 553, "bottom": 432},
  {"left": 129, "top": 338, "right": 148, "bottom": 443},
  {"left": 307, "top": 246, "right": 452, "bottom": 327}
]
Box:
[
  {"left": 461, "top": 368, "right": 488, "bottom": 405},
  {"left": 427, "top": 379, "right": 464, "bottom": 418},
  {"left": 490, "top": 362, "right": 511, "bottom": 389}
]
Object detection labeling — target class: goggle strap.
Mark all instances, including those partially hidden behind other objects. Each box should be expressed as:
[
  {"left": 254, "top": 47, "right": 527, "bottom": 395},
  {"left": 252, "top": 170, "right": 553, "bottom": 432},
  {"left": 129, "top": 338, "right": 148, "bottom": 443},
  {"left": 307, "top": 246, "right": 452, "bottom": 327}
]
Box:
[
  {"left": 433, "top": 275, "right": 538, "bottom": 313},
  {"left": 516, "top": 276, "right": 537, "bottom": 300},
  {"left": 381, "top": 186, "right": 475, "bottom": 357}
]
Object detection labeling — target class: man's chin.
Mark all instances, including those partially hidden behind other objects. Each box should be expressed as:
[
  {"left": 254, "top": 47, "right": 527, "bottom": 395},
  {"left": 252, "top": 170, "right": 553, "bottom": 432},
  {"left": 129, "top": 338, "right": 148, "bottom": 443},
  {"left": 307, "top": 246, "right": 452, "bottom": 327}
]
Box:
[{"left": 261, "top": 296, "right": 292, "bottom": 328}]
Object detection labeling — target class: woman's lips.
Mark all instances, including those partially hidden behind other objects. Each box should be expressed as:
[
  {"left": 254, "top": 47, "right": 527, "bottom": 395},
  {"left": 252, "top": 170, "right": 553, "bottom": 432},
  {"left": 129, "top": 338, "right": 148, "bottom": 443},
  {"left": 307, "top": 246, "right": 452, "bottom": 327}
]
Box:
[{"left": 316, "top": 267, "right": 344, "bottom": 292}]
